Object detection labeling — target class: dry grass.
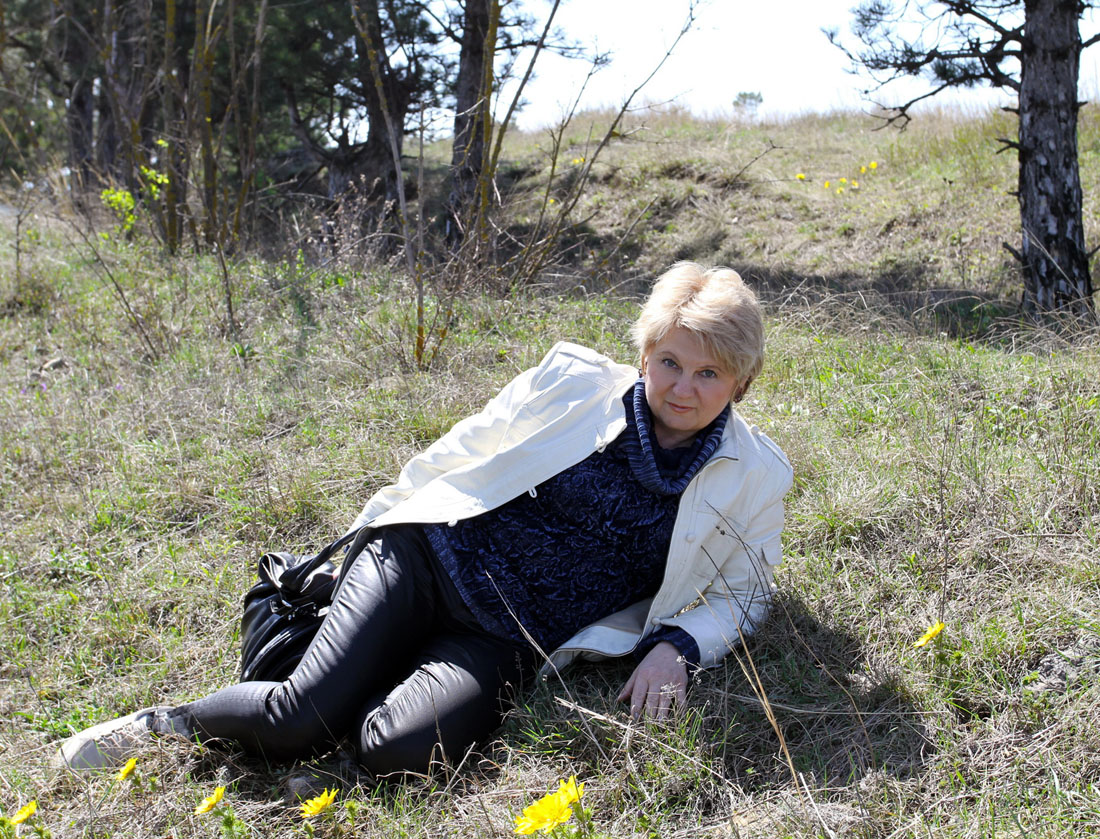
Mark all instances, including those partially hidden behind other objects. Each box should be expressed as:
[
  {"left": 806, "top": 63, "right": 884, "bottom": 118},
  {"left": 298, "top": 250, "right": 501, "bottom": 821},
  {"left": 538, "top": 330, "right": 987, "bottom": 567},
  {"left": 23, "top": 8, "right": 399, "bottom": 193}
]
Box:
[
  {"left": 2, "top": 107, "right": 1100, "bottom": 837},
  {"left": 496, "top": 102, "right": 1096, "bottom": 318}
]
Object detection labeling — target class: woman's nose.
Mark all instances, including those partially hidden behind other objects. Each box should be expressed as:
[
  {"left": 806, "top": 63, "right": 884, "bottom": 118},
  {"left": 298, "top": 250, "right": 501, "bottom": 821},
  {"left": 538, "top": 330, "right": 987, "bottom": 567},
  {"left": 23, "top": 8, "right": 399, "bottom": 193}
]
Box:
[{"left": 671, "top": 375, "right": 693, "bottom": 396}]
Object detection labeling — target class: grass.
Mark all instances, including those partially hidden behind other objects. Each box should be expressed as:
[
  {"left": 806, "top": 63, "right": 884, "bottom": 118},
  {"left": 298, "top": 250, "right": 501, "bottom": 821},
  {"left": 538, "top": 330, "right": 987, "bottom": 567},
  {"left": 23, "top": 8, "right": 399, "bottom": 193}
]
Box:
[
  {"left": 494, "top": 104, "right": 1023, "bottom": 295},
  {"left": 1, "top": 106, "right": 1100, "bottom": 837}
]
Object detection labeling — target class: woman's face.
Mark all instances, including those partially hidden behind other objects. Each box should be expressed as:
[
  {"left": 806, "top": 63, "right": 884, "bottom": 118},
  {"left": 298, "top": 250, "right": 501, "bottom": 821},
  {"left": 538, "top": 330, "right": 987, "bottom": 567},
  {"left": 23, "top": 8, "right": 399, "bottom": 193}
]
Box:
[{"left": 642, "top": 327, "right": 744, "bottom": 449}]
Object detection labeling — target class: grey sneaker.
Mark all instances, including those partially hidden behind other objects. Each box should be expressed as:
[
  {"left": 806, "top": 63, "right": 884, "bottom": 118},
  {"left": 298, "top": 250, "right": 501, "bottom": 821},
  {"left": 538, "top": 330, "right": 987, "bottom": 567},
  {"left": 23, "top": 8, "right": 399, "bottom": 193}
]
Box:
[{"left": 52, "top": 706, "right": 176, "bottom": 771}]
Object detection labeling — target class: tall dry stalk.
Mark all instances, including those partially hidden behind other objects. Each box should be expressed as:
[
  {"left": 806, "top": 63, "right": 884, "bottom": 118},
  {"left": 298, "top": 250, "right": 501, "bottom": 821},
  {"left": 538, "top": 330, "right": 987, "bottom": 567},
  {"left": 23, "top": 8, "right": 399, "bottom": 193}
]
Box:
[{"left": 504, "top": 2, "right": 698, "bottom": 287}]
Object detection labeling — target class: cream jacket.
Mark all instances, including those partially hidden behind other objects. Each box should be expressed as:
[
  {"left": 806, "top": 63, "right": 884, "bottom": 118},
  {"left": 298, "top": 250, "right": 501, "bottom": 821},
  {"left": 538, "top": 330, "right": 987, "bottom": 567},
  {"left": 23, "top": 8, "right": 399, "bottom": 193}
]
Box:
[{"left": 348, "top": 342, "right": 793, "bottom": 675}]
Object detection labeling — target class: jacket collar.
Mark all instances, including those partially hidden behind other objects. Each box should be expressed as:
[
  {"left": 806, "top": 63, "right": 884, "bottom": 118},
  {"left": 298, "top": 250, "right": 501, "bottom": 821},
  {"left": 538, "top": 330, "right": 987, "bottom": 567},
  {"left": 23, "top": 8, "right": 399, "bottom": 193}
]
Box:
[{"left": 709, "top": 409, "right": 743, "bottom": 461}]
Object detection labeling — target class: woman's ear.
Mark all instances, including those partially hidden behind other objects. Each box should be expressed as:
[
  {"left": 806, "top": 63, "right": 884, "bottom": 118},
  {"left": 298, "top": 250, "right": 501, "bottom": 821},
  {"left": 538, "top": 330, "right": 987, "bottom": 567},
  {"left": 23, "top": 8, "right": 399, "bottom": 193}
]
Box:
[{"left": 733, "top": 376, "right": 753, "bottom": 403}]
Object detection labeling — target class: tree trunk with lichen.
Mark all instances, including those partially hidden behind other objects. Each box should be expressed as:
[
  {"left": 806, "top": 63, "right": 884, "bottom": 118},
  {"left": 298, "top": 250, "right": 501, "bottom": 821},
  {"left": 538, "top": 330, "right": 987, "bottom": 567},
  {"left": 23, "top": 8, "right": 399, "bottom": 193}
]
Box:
[
  {"left": 1017, "top": 0, "right": 1094, "bottom": 316},
  {"left": 446, "top": 0, "right": 495, "bottom": 249}
]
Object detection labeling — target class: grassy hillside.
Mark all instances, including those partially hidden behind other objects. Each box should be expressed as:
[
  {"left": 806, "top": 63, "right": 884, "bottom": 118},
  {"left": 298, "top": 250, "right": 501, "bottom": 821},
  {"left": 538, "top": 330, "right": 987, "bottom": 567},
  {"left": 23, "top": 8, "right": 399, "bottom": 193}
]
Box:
[
  {"left": 1, "top": 108, "right": 1099, "bottom": 838},
  {"left": 496, "top": 106, "right": 1024, "bottom": 293}
]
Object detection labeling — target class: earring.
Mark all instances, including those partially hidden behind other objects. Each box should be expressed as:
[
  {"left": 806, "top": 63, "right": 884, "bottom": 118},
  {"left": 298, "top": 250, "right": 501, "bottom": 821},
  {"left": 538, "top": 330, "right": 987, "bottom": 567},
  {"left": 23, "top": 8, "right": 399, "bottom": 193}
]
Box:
[{"left": 733, "top": 377, "right": 752, "bottom": 403}]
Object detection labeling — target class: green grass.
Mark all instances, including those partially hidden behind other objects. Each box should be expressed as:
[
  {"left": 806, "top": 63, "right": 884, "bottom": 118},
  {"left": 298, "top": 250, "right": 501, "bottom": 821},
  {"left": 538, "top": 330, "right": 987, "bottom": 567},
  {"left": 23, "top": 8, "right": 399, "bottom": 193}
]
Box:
[{"left": 1, "top": 107, "right": 1100, "bottom": 837}]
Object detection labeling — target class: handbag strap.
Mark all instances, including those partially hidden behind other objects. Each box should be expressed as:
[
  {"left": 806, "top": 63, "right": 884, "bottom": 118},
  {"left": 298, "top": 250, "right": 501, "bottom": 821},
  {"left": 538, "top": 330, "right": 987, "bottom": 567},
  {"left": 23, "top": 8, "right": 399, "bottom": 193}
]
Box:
[
  {"left": 278, "top": 525, "right": 373, "bottom": 590},
  {"left": 313, "top": 525, "right": 369, "bottom": 564},
  {"left": 330, "top": 525, "right": 377, "bottom": 589}
]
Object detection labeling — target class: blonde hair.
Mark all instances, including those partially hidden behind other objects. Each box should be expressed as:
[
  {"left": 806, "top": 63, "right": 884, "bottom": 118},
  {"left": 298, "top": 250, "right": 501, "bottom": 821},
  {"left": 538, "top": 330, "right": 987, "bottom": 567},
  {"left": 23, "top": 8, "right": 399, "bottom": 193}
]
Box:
[{"left": 631, "top": 262, "right": 765, "bottom": 385}]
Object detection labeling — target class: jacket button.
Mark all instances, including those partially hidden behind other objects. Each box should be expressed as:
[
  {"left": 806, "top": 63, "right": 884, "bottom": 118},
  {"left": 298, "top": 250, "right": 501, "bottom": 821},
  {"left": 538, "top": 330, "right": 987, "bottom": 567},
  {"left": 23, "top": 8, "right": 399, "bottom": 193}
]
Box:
[
  {"left": 684, "top": 532, "right": 696, "bottom": 543},
  {"left": 448, "top": 519, "right": 458, "bottom": 527},
  {"left": 651, "top": 617, "right": 661, "bottom": 626}
]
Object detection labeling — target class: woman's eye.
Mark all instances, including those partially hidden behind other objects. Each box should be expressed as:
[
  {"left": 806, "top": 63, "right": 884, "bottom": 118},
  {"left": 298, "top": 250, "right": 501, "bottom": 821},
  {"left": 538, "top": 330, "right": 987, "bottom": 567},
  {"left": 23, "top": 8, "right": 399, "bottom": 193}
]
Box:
[
  {"left": 661, "top": 358, "right": 678, "bottom": 368},
  {"left": 699, "top": 369, "right": 717, "bottom": 379}
]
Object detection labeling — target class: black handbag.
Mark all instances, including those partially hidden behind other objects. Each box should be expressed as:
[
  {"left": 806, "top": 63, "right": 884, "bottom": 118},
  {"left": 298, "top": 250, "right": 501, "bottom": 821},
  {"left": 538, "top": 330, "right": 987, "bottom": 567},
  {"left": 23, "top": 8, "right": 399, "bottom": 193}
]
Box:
[{"left": 239, "top": 526, "right": 370, "bottom": 682}]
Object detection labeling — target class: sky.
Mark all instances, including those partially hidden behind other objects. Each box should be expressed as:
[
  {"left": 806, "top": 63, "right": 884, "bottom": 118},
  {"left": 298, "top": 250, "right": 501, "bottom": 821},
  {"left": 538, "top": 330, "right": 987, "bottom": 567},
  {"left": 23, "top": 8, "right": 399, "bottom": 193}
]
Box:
[{"left": 506, "top": 0, "right": 1100, "bottom": 131}]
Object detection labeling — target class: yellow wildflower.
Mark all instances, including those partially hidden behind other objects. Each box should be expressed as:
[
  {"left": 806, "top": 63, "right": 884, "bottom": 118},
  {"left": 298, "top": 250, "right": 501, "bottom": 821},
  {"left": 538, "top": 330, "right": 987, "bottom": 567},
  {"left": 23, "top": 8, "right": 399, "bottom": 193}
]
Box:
[
  {"left": 571, "top": 157, "right": 585, "bottom": 165},
  {"left": 852, "top": 180, "right": 860, "bottom": 189},
  {"left": 117, "top": 757, "right": 138, "bottom": 782},
  {"left": 556, "top": 775, "right": 584, "bottom": 805},
  {"left": 860, "top": 165, "right": 867, "bottom": 174},
  {"left": 836, "top": 187, "right": 844, "bottom": 195},
  {"left": 514, "top": 794, "right": 573, "bottom": 834},
  {"left": 796, "top": 173, "right": 806, "bottom": 181},
  {"left": 11, "top": 801, "right": 37, "bottom": 825},
  {"left": 839, "top": 177, "right": 848, "bottom": 184},
  {"left": 823, "top": 180, "right": 830, "bottom": 188},
  {"left": 869, "top": 161, "right": 878, "bottom": 169},
  {"left": 194, "top": 786, "right": 225, "bottom": 815},
  {"left": 514, "top": 777, "right": 584, "bottom": 835},
  {"left": 300, "top": 788, "right": 338, "bottom": 819},
  {"left": 914, "top": 621, "right": 945, "bottom": 648},
  {"left": 548, "top": 197, "right": 556, "bottom": 204}
]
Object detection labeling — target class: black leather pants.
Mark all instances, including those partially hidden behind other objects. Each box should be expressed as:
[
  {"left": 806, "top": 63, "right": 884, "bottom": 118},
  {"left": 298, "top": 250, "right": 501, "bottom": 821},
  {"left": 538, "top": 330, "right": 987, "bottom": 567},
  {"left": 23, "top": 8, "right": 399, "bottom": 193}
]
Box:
[{"left": 164, "top": 525, "right": 535, "bottom": 775}]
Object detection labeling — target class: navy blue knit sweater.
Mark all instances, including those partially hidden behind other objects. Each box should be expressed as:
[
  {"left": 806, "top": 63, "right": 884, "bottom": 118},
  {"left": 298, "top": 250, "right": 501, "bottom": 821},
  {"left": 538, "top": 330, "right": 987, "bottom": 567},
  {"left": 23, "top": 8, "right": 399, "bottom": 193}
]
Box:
[{"left": 426, "top": 380, "right": 728, "bottom": 669}]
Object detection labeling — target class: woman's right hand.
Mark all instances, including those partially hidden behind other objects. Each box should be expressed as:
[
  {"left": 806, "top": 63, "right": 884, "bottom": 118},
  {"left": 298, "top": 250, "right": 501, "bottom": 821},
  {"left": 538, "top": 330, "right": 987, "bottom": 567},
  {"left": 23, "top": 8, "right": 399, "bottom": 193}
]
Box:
[{"left": 616, "top": 641, "right": 687, "bottom": 721}]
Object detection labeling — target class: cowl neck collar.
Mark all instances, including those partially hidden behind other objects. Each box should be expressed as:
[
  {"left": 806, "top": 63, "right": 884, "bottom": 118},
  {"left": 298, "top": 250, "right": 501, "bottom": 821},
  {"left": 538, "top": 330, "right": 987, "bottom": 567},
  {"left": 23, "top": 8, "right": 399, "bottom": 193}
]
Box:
[{"left": 624, "top": 379, "right": 729, "bottom": 495}]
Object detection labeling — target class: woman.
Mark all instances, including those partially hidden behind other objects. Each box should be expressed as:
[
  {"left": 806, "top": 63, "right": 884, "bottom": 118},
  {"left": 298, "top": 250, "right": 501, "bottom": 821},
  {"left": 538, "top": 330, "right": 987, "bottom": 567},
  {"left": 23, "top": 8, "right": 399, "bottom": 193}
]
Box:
[{"left": 55, "top": 262, "right": 793, "bottom": 776}]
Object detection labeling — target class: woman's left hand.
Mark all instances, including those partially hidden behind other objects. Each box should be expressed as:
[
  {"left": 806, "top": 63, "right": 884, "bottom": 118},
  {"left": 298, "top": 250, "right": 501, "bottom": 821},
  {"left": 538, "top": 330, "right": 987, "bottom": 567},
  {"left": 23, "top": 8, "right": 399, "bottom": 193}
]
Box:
[{"left": 616, "top": 641, "right": 687, "bottom": 720}]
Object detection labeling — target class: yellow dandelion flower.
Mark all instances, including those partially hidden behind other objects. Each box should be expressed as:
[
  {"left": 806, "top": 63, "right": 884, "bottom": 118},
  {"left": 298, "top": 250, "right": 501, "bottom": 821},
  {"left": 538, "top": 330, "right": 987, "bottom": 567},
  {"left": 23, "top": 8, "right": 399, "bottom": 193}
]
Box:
[
  {"left": 514, "top": 781, "right": 578, "bottom": 835},
  {"left": 194, "top": 786, "right": 225, "bottom": 815},
  {"left": 869, "top": 161, "right": 878, "bottom": 169},
  {"left": 548, "top": 197, "right": 556, "bottom": 204},
  {"left": 823, "top": 180, "right": 830, "bottom": 188},
  {"left": 11, "top": 801, "right": 37, "bottom": 825},
  {"left": 836, "top": 187, "right": 844, "bottom": 195},
  {"left": 117, "top": 757, "right": 138, "bottom": 782},
  {"left": 860, "top": 165, "right": 867, "bottom": 174},
  {"left": 852, "top": 180, "right": 860, "bottom": 189},
  {"left": 839, "top": 177, "right": 848, "bottom": 184},
  {"left": 571, "top": 157, "right": 585, "bottom": 165},
  {"left": 914, "top": 621, "right": 945, "bottom": 648},
  {"left": 796, "top": 173, "right": 806, "bottom": 180},
  {"left": 300, "top": 788, "right": 338, "bottom": 819}
]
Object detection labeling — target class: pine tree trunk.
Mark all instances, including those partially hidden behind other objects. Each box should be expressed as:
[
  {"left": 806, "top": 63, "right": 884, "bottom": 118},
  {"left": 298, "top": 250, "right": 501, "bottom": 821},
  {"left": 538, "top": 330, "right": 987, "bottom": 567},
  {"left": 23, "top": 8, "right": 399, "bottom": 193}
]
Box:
[{"left": 1018, "top": 0, "right": 1095, "bottom": 316}]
